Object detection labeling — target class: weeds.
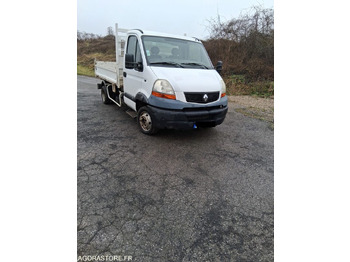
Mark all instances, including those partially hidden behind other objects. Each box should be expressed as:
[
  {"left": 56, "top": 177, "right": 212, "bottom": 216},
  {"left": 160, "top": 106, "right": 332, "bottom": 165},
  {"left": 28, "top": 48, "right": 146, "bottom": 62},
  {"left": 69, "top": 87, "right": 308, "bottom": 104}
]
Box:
[
  {"left": 77, "top": 35, "right": 116, "bottom": 77},
  {"left": 204, "top": 6, "right": 274, "bottom": 80},
  {"left": 77, "top": 64, "right": 94, "bottom": 77},
  {"left": 224, "top": 75, "right": 274, "bottom": 98}
]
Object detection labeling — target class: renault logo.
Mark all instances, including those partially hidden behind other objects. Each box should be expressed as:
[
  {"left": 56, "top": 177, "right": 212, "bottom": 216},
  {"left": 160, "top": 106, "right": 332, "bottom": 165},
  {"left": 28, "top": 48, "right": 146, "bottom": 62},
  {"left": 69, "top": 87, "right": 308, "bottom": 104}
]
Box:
[{"left": 203, "top": 94, "right": 208, "bottom": 102}]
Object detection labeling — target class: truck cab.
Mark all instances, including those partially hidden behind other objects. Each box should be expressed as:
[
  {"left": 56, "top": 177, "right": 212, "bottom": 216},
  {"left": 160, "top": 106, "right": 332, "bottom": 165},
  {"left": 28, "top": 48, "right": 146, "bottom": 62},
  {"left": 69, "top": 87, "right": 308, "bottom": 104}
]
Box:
[{"left": 96, "top": 25, "right": 228, "bottom": 135}]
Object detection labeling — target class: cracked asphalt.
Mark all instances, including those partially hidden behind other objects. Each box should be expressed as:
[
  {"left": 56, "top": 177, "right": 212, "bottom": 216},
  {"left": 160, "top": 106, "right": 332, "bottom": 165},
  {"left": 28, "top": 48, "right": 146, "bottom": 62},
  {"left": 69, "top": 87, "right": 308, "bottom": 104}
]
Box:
[{"left": 77, "top": 75, "right": 274, "bottom": 261}]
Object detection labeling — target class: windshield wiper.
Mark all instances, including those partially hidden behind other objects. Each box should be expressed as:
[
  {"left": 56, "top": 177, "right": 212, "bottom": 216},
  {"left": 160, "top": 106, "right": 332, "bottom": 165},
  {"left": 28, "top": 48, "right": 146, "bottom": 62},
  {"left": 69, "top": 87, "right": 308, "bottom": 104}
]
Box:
[
  {"left": 149, "top": 62, "right": 184, "bottom": 68},
  {"left": 181, "top": 62, "right": 209, "bottom": 69}
]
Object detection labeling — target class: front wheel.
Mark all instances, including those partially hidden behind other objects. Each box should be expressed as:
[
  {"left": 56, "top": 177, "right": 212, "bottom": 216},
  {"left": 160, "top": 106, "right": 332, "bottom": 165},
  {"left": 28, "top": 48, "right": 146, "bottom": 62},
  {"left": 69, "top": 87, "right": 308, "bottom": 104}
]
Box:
[{"left": 137, "top": 106, "right": 158, "bottom": 135}]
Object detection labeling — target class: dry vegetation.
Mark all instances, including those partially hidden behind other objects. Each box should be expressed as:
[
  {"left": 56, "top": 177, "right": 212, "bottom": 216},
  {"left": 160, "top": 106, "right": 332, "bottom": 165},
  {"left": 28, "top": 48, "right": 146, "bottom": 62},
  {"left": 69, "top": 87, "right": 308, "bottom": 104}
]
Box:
[
  {"left": 203, "top": 6, "right": 274, "bottom": 97},
  {"left": 77, "top": 34, "right": 116, "bottom": 76}
]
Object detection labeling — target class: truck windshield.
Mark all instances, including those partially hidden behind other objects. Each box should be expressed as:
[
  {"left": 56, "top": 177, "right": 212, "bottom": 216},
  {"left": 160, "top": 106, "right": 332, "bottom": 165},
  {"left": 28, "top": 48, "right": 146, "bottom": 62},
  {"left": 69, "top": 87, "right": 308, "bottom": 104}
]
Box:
[{"left": 141, "top": 36, "right": 214, "bottom": 69}]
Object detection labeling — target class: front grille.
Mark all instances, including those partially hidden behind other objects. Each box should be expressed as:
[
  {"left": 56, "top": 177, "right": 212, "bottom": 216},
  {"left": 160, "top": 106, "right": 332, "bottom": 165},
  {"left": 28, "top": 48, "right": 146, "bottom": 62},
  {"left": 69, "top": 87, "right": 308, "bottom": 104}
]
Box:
[
  {"left": 182, "top": 105, "right": 224, "bottom": 112},
  {"left": 184, "top": 92, "right": 219, "bottom": 103}
]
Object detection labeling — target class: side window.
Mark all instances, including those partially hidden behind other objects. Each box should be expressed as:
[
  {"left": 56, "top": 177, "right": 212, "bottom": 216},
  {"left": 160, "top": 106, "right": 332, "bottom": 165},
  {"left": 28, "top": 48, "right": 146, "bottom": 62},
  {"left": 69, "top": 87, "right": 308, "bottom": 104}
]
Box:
[
  {"left": 135, "top": 44, "right": 142, "bottom": 63},
  {"left": 126, "top": 35, "right": 143, "bottom": 64},
  {"left": 126, "top": 36, "right": 137, "bottom": 61}
]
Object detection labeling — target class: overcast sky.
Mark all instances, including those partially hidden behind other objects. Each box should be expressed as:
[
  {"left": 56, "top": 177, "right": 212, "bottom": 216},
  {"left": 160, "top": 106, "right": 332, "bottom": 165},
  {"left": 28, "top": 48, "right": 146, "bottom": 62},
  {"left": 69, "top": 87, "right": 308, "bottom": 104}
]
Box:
[{"left": 77, "top": 0, "right": 274, "bottom": 39}]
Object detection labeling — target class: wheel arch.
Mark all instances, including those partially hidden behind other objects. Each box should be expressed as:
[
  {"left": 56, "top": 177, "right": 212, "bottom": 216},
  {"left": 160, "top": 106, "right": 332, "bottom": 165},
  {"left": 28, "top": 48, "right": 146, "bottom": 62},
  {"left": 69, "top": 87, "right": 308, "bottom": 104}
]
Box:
[{"left": 135, "top": 92, "right": 149, "bottom": 112}]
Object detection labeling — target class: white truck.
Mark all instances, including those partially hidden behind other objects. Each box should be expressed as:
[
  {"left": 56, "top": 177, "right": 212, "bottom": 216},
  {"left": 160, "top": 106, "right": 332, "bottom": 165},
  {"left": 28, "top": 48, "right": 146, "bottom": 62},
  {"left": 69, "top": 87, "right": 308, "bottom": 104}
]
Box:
[{"left": 95, "top": 24, "right": 228, "bottom": 134}]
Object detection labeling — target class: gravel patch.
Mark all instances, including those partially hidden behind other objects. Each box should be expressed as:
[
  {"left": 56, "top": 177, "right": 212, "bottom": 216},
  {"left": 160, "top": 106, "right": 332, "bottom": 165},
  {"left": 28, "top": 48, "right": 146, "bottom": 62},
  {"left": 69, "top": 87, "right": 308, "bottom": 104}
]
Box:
[
  {"left": 228, "top": 95, "right": 274, "bottom": 110},
  {"left": 228, "top": 95, "right": 274, "bottom": 128}
]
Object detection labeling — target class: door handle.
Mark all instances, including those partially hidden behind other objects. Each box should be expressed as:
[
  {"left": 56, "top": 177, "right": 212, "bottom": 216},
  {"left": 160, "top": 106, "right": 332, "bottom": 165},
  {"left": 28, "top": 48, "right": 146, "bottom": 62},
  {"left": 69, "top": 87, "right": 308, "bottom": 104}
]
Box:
[{"left": 123, "top": 72, "right": 127, "bottom": 77}]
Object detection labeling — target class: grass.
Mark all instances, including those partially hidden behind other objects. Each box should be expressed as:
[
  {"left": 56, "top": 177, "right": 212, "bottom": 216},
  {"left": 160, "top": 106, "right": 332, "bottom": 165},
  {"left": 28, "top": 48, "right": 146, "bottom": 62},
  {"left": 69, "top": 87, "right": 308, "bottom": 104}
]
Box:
[
  {"left": 77, "top": 50, "right": 115, "bottom": 77},
  {"left": 224, "top": 74, "right": 274, "bottom": 98},
  {"left": 77, "top": 64, "right": 94, "bottom": 77}
]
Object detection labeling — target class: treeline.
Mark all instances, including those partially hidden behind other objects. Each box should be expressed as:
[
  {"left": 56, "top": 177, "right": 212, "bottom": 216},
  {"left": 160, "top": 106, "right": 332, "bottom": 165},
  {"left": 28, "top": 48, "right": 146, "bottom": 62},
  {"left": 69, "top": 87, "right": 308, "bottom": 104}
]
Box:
[
  {"left": 77, "top": 31, "right": 101, "bottom": 41},
  {"left": 203, "top": 6, "right": 274, "bottom": 80}
]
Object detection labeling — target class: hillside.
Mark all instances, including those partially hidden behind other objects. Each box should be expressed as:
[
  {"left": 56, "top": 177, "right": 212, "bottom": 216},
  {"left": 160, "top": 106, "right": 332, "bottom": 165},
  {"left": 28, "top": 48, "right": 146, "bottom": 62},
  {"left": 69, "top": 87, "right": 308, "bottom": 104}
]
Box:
[{"left": 77, "top": 35, "right": 116, "bottom": 76}]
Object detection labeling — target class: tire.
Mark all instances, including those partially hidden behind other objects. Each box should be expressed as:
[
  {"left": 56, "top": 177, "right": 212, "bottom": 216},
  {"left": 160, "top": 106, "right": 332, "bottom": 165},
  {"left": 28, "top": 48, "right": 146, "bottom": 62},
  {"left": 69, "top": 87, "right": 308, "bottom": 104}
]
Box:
[
  {"left": 101, "top": 88, "right": 111, "bottom": 104},
  {"left": 137, "top": 106, "right": 158, "bottom": 135}
]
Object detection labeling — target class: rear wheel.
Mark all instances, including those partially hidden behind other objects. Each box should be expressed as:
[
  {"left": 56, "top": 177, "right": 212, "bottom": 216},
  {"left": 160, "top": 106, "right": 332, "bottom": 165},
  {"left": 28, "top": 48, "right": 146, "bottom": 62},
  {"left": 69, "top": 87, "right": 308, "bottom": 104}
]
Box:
[
  {"left": 101, "top": 88, "right": 111, "bottom": 104},
  {"left": 137, "top": 106, "right": 158, "bottom": 135}
]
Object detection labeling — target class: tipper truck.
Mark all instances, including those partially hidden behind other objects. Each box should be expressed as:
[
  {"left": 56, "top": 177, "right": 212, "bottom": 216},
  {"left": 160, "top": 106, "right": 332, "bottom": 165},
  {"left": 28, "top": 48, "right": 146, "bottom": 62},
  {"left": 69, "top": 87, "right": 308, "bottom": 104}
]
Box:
[{"left": 95, "top": 23, "right": 228, "bottom": 135}]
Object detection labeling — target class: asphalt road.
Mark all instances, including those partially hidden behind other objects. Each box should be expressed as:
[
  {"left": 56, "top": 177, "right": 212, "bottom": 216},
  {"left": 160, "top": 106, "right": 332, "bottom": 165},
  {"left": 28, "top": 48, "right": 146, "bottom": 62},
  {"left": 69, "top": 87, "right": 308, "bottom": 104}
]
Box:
[{"left": 77, "top": 75, "right": 274, "bottom": 261}]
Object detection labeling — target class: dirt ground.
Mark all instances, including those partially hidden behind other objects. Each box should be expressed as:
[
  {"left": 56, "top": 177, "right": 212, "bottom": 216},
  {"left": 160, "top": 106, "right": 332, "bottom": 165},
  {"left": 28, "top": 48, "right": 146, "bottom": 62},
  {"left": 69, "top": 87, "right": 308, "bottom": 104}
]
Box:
[{"left": 228, "top": 96, "right": 274, "bottom": 129}]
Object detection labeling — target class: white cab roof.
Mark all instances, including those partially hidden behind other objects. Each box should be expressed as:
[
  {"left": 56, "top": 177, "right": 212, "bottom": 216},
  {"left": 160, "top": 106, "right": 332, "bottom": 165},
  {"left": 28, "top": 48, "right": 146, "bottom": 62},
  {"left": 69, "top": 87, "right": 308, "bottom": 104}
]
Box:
[{"left": 127, "top": 29, "right": 201, "bottom": 43}]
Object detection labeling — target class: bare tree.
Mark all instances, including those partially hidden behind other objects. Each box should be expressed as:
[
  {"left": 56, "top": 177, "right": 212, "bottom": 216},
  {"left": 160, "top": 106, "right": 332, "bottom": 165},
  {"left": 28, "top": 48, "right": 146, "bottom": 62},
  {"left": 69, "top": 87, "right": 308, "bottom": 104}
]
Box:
[
  {"left": 204, "top": 6, "right": 274, "bottom": 80},
  {"left": 77, "top": 30, "right": 102, "bottom": 41},
  {"left": 107, "top": 26, "right": 114, "bottom": 36},
  {"left": 208, "top": 6, "right": 273, "bottom": 41}
]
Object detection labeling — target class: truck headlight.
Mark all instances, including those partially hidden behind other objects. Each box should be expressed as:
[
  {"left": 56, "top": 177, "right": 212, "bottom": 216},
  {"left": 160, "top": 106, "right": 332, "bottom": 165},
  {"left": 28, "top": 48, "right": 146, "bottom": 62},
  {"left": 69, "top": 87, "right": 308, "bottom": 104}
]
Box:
[
  {"left": 221, "top": 79, "right": 226, "bottom": 97},
  {"left": 152, "top": 79, "right": 176, "bottom": 100}
]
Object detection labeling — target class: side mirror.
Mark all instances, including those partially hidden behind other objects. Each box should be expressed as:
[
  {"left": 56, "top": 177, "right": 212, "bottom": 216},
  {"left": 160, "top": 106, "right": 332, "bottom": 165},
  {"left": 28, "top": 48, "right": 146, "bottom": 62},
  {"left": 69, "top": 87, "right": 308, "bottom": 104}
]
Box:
[
  {"left": 125, "top": 54, "right": 143, "bottom": 71},
  {"left": 125, "top": 54, "right": 134, "bottom": 69},
  {"left": 136, "top": 62, "right": 143, "bottom": 71},
  {"left": 216, "top": 61, "right": 223, "bottom": 74}
]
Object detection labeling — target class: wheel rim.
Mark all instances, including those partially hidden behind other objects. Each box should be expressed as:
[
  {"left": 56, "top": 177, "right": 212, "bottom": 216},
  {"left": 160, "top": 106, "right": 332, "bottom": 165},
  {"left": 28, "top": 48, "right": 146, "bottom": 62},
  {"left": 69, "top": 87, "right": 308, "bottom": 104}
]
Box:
[{"left": 139, "top": 111, "right": 152, "bottom": 132}]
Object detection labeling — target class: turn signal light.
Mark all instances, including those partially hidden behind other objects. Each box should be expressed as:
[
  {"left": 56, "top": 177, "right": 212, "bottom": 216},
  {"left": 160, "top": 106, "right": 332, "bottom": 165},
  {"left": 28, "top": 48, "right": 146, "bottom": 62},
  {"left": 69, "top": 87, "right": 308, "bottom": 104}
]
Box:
[{"left": 152, "top": 91, "right": 176, "bottom": 100}]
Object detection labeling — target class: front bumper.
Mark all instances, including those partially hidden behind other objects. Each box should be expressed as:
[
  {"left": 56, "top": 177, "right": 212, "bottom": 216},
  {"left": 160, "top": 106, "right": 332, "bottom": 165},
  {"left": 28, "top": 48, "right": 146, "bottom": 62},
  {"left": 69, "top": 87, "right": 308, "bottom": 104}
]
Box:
[{"left": 148, "top": 103, "right": 228, "bottom": 129}]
